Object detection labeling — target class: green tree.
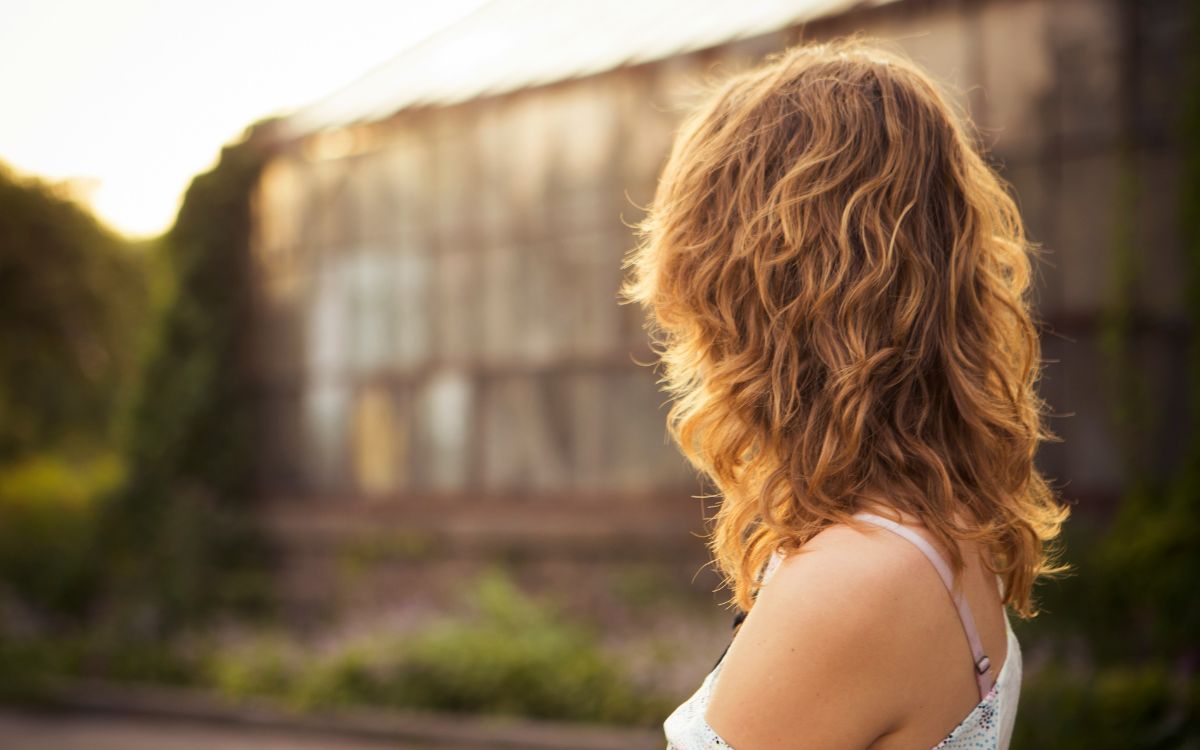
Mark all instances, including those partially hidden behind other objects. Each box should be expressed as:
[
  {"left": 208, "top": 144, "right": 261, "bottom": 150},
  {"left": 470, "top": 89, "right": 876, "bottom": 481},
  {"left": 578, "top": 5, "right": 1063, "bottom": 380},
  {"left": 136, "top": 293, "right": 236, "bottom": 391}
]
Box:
[{"left": 0, "top": 164, "right": 151, "bottom": 460}]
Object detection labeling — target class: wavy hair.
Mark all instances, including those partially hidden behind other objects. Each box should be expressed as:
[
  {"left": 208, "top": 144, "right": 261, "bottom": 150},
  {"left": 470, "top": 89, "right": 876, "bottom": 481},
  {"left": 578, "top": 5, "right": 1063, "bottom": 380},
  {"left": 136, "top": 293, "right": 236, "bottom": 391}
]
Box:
[{"left": 619, "top": 36, "right": 1070, "bottom": 618}]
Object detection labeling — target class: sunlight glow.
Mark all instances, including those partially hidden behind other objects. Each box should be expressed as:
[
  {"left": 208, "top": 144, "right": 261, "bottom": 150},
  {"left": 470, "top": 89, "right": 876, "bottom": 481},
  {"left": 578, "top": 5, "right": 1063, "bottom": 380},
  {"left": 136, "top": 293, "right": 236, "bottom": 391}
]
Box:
[{"left": 0, "top": 0, "right": 489, "bottom": 238}]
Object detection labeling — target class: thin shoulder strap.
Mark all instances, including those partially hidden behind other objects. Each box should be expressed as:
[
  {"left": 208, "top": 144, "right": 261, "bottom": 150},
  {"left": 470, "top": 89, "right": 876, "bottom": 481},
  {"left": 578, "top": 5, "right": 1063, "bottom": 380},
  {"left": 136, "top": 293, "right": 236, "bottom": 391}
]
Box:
[{"left": 853, "top": 512, "right": 995, "bottom": 700}]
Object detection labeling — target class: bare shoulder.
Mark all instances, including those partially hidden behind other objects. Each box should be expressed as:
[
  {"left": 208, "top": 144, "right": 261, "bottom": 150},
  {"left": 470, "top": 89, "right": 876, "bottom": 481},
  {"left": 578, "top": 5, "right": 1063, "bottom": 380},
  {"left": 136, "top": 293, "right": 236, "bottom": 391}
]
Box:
[
  {"left": 703, "top": 521, "right": 946, "bottom": 750},
  {"left": 773, "top": 520, "right": 940, "bottom": 597}
]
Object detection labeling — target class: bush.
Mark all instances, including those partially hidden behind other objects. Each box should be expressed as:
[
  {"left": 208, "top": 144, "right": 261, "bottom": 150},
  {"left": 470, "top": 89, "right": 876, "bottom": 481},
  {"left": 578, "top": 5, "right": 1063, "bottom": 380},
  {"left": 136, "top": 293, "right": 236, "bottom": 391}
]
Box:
[
  {"left": 1013, "top": 663, "right": 1199, "bottom": 750},
  {"left": 207, "top": 633, "right": 300, "bottom": 700},
  {"left": 0, "top": 454, "right": 119, "bottom": 618},
  {"left": 202, "top": 567, "right": 673, "bottom": 726},
  {"left": 371, "top": 567, "right": 664, "bottom": 724}
]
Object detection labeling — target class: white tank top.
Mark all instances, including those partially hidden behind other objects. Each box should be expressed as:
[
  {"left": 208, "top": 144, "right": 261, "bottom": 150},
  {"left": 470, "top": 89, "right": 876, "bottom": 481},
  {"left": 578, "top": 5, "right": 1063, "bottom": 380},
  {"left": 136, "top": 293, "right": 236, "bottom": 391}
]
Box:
[{"left": 663, "top": 512, "right": 1023, "bottom": 749}]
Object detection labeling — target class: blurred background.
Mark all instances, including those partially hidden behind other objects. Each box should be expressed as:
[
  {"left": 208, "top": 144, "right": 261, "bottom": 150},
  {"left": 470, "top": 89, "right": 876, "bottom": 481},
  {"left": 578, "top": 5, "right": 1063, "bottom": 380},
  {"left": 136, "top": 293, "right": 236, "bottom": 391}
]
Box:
[{"left": 0, "top": 0, "right": 1196, "bottom": 748}]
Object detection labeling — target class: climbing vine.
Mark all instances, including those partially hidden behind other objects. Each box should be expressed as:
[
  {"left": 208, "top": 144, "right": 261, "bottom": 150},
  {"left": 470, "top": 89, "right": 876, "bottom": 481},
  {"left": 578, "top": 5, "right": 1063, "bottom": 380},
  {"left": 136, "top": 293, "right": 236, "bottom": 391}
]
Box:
[{"left": 102, "top": 119, "right": 281, "bottom": 634}]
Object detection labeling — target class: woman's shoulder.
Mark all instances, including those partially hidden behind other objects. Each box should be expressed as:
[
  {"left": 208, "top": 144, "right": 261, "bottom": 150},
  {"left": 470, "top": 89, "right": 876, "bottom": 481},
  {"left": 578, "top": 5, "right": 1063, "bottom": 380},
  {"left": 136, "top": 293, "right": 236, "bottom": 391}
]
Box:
[
  {"left": 762, "top": 518, "right": 969, "bottom": 675},
  {"left": 705, "top": 521, "right": 952, "bottom": 748},
  {"left": 764, "top": 516, "right": 948, "bottom": 594}
]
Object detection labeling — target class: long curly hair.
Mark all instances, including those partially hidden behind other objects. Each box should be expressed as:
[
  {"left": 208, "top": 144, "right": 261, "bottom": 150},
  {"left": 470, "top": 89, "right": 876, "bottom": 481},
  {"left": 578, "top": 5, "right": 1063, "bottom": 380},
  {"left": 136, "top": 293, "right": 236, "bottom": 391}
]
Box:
[{"left": 619, "top": 36, "right": 1070, "bottom": 618}]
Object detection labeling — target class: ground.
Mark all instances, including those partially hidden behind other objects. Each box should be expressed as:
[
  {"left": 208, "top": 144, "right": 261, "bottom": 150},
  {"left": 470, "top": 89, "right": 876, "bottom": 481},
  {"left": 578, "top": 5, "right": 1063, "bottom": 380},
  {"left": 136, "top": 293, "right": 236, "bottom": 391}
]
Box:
[{"left": 0, "top": 708, "right": 449, "bottom": 750}]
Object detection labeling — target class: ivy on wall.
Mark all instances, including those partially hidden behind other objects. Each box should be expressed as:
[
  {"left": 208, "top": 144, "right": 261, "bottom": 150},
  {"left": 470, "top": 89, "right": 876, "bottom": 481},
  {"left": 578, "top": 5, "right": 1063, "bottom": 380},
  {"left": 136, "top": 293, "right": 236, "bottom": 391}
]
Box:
[
  {"left": 1090, "top": 0, "right": 1200, "bottom": 663},
  {"left": 1014, "top": 3, "right": 1200, "bottom": 745},
  {"left": 101, "top": 120, "right": 281, "bottom": 633}
]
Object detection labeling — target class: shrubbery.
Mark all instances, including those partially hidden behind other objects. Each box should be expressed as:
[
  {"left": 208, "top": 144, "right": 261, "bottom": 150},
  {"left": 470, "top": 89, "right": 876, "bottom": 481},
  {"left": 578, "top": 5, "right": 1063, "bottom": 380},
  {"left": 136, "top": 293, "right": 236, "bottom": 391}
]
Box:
[
  {"left": 0, "top": 454, "right": 117, "bottom": 619},
  {"left": 1015, "top": 662, "right": 1200, "bottom": 749},
  {"left": 205, "top": 568, "right": 672, "bottom": 726},
  {"left": 0, "top": 563, "right": 673, "bottom": 726}
]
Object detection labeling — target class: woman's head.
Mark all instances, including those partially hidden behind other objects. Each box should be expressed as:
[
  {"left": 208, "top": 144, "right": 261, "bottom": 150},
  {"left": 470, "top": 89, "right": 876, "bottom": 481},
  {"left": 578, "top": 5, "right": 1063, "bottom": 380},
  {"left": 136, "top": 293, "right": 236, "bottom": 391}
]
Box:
[{"left": 620, "top": 36, "right": 1069, "bottom": 617}]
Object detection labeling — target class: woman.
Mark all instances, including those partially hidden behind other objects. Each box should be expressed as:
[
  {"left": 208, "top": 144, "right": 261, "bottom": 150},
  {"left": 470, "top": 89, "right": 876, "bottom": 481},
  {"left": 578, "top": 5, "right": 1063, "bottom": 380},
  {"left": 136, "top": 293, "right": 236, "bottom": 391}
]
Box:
[{"left": 620, "top": 36, "right": 1070, "bottom": 749}]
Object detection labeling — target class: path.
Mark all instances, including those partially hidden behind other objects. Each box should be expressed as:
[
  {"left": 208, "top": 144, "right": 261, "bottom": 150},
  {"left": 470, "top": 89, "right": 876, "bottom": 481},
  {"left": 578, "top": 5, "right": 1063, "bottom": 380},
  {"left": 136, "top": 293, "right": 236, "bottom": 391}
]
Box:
[{"left": 0, "top": 708, "right": 446, "bottom": 750}]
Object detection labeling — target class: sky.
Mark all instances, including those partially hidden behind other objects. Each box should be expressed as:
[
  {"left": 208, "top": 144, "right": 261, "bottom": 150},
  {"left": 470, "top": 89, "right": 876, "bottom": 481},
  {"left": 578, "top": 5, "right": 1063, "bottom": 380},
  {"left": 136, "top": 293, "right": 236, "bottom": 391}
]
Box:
[{"left": 0, "top": 0, "right": 489, "bottom": 239}]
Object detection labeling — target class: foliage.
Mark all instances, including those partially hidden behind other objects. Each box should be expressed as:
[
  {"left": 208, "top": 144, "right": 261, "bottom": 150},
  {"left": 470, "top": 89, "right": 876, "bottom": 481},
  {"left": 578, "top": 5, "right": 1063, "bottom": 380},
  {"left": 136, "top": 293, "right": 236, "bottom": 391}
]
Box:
[
  {"left": 0, "top": 162, "right": 154, "bottom": 626},
  {"left": 1009, "top": 3, "right": 1200, "bottom": 746},
  {"left": 0, "top": 122, "right": 280, "bottom": 632},
  {"left": 0, "top": 124, "right": 281, "bottom": 717},
  {"left": 0, "top": 632, "right": 86, "bottom": 701},
  {"left": 0, "top": 120, "right": 280, "bottom": 645},
  {"left": 1014, "top": 663, "right": 1199, "bottom": 749},
  {"left": 367, "top": 567, "right": 665, "bottom": 723},
  {"left": 201, "top": 567, "right": 673, "bottom": 726},
  {"left": 0, "top": 625, "right": 202, "bottom": 703},
  {"left": 101, "top": 123, "right": 280, "bottom": 633},
  {"left": 0, "top": 455, "right": 120, "bottom": 619},
  {"left": 1011, "top": 490, "right": 1200, "bottom": 748},
  {"left": 0, "top": 164, "right": 153, "bottom": 461},
  {"left": 0, "top": 566, "right": 671, "bottom": 723}
]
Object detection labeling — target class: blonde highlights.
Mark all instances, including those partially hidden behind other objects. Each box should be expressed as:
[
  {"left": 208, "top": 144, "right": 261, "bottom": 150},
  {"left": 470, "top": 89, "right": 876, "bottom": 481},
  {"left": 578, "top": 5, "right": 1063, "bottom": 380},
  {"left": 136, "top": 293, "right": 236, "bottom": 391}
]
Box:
[{"left": 620, "top": 37, "right": 1070, "bottom": 618}]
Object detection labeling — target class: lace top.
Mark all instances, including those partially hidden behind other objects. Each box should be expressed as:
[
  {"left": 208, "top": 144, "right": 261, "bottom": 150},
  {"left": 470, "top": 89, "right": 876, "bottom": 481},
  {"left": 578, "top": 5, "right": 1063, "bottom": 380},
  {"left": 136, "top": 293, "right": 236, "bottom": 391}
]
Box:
[{"left": 663, "top": 512, "right": 1023, "bottom": 749}]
